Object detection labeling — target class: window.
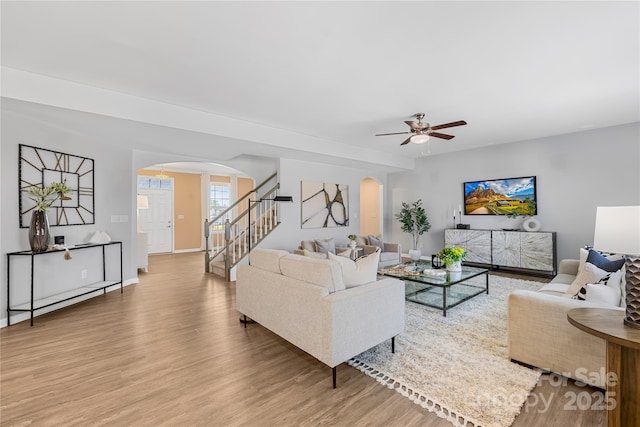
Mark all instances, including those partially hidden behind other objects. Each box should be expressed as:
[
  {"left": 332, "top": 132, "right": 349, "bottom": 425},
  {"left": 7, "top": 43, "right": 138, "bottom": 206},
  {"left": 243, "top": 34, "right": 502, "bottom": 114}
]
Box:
[
  {"left": 210, "top": 183, "right": 230, "bottom": 230},
  {"left": 138, "top": 176, "right": 172, "bottom": 190}
]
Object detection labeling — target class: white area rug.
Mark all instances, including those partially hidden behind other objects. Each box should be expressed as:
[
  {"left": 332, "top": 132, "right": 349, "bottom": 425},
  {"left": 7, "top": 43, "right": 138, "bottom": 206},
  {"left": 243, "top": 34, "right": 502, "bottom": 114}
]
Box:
[{"left": 349, "top": 275, "right": 542, "bottom": 427}]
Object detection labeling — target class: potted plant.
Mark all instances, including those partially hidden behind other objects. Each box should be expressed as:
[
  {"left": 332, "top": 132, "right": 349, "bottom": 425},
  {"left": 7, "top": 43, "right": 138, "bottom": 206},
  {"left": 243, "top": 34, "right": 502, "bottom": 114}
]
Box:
[
  {"left": 438, "top": 246, "right": 467, "bottom": 272},
  {"left": 26, "top": 181, "right": 71, "bottom": 252},
  {"left": 347, "top": 234, "right": 358, "bottom": 249},
  {"left": 395, "top": 199, "right": 431, "bottom": 261}
]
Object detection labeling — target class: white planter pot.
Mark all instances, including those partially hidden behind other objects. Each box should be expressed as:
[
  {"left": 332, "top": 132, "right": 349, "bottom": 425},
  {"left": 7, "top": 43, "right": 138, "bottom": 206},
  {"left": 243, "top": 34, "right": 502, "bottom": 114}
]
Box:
[
  {"left": 409, "top": 249, "right": 422, "bottom": 261},
  {"left": 446, "top": 260, "right": 462, "bottom": 272},
  {"left": 349, "top": 241, "right": 357, "bottom": 249}
]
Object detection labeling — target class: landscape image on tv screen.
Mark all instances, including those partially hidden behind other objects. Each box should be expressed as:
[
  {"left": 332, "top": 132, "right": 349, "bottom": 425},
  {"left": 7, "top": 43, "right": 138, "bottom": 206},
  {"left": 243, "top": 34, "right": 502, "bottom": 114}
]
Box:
[{"left": 464, "top": 176, "right": 537, "bottom": 215}]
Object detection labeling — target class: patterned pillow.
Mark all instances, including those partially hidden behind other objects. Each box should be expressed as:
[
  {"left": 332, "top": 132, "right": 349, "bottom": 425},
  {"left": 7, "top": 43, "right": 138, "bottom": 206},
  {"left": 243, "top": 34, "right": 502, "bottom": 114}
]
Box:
[
  {"left": 565, "top": 262, "right": 609, "bottom": 298},
  {"left": 574, "top": 268, "right": 624, "bottom": 305}
]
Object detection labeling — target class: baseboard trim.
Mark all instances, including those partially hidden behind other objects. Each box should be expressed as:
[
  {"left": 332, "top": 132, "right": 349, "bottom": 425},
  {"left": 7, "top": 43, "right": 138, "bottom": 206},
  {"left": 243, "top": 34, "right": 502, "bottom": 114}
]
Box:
[{"left": 1, "top": 278, "right": 139, "bottom": 329}]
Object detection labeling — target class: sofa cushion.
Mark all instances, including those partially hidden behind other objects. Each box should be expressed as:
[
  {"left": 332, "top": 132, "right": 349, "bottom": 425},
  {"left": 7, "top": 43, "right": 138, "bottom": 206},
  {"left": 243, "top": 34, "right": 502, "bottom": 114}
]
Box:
[
  {"left": 586, "top": 249, "right": 625, "bottom": 272},
  {"left": 565, "top": 262, "right": 609, "bottom": 298},
  {"left": 328, "top": 249, "right": 380, "bottom": 288},
  {"left": 249, "top": 249, "right": 290, "bottom": 274},
  {"left": 380, "top": 251, "right": 399, "bottom": 263},
  {"left": 302, "top": 249, "right": 327, "bottom": 259},
  {"left": 574, "top": 267, "right": 624, "bottom": 304},
  {"left": 550, "top": 273, "right": 577, "bottom": 286},
  {"left": 538, "top": 282, "right": 571, "bottom": 296},
  {"left": 315, "top": 238, "right": 336, "bottom": 254},
  {"left": 279, "top": 254, "right": 346, "bottom": 293}
]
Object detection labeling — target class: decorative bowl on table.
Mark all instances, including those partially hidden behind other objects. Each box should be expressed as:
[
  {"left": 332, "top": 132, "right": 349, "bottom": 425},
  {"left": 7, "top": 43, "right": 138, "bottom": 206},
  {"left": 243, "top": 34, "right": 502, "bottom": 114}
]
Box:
[{"left": 423, "top": 268, "right": 447, "bottom": 277}]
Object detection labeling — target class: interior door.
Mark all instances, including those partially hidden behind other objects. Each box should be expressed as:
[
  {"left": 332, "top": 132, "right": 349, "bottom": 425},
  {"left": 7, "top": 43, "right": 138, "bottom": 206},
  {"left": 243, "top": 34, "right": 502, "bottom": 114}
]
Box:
[{"left": 138, "top": 187, "right": 173, "bottom": 253}]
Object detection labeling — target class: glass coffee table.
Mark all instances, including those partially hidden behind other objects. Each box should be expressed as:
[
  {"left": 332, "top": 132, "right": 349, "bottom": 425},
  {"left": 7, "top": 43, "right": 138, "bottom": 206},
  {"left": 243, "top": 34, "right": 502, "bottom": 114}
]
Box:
[{"left": 379, "top": 261, "right": 489, "bottom": 316}]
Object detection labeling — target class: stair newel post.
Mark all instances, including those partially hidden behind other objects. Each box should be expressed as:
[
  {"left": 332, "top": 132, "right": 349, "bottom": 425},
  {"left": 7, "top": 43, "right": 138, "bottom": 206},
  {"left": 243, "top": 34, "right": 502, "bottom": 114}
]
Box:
[
  {"left": 204, "top": 219, "right": 210, "bottom": 273},
  {"left": 224, "top": 219, "right": 231, "bottom": 277}
]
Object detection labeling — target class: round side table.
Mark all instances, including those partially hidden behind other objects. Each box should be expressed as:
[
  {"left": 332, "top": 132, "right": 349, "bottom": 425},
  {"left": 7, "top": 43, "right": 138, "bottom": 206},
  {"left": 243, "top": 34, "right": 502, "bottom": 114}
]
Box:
[{"left": 567, "top": 308, "right": 640, "bottom": 427}]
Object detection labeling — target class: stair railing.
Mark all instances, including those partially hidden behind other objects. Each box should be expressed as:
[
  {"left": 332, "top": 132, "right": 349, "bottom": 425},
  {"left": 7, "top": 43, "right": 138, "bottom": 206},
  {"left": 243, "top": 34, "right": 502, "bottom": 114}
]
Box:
[{"left": 204, "top": 172, "right": 278, "bottom": 272}]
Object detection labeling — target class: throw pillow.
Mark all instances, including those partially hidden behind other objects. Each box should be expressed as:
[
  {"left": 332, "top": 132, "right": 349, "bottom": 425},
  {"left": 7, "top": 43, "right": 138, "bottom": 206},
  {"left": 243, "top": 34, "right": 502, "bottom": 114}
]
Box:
[
  {"left": 337, "top": 248, "right": 352, "bottom": 258},
  {"left": 315, "top": 238, "right": 336, "bottom": 254},
  {"left": 368, "top": 234, "right": 384, "bottom": 251},
  {"left": 328, "top": 249, "right": 380, "bottom": 287},
  {"left": 584, "top": 283, "right": 621, "bottom": 307},
  {"left": 586, "top": 249, "right": 625, "bottom": 272},
  {"left": 302, "top": 249, "right": 327, "bottom": 259},
  {"left": 565, "top": 262, "right": 609, "bottom": 298},
  {"left": 575, "top": 268, "right": 625, "bottom": 303},
  {"left": 300, "top": 240, "right": 316, "bottom": 252},
  {"left": 578, "top": 247, "right": 623, "bottom": 274},
  {"left": 355, "top": 235, "right": 368, "bottom": 247}
]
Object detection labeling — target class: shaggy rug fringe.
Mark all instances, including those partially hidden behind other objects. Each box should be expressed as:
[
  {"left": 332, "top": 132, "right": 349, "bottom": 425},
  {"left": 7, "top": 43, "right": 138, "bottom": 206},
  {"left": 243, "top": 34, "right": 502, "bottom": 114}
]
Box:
[
  {"left": 348, "top": 359, "right": 484, "bottom": 427},
  {"left": 349, "top": 275, "right": 543, "bottom": 427}
]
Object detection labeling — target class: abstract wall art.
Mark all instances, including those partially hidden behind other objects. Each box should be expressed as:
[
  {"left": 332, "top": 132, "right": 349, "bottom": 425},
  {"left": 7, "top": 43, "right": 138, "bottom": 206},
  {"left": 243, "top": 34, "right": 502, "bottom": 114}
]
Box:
[{"left": 301, "top": 181, "right": 349, "bottom": 228}]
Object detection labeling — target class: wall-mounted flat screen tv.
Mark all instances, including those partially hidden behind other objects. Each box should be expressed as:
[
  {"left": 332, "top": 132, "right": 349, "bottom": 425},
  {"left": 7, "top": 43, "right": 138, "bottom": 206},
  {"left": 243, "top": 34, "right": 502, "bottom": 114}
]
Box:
[{"left": 464, "top": 176, "right": 537, "bottom": 215}]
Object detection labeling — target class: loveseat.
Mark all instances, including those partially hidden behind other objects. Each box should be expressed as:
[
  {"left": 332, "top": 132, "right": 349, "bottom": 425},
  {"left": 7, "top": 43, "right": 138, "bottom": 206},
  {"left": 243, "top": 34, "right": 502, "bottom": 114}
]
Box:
[
  {"left": 236, "top": 248, "right": 405, "bottom": 388},
  {"left": 508, "top": 251, "right": 625, "bottom": 388}
]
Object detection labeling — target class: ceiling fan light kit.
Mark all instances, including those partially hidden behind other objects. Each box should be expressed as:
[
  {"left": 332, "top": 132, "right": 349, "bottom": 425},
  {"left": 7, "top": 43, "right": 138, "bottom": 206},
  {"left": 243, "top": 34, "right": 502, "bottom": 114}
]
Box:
[
  {"left": 410, "top": 134, "right": 430, "bottom": 144},
  {"left": 376, "top": 113, "right": 467, "bottom": 146}
]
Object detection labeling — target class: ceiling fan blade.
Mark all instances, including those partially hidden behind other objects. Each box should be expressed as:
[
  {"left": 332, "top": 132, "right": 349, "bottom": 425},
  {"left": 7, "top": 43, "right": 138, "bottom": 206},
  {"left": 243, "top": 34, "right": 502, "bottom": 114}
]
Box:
[
  {"left": 429, "top": 132, "right": 455, "bottom": 140},
  {"left": 431, "top": 120, "right": 467, "bottom": 130},
  {"left": 400, "top": 136, "right": 413, "bottom": 145},
  {"left": 376, "top": 131, "right": 412, "bottom": 136},
  {"left": 404, "top": 120, "right": 421, "bottom": 131}
]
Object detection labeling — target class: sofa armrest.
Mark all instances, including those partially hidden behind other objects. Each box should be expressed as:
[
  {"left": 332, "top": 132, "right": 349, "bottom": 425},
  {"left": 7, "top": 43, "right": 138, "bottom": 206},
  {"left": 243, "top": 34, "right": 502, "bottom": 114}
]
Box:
[
  {"left": 383, "top": 242, "right": 400, "bottom": 253},
  {"left": 508, "top": 289, "right": 622, "bottom": 387},
  {"left": 362, "top": 245, "right": 378, "bottom": 255},
  {"left": 559, "top": 259, "right": 580, "bottom": 275},
  {"left": 322, "top": 278, "right": 405, "bottom": 366}
]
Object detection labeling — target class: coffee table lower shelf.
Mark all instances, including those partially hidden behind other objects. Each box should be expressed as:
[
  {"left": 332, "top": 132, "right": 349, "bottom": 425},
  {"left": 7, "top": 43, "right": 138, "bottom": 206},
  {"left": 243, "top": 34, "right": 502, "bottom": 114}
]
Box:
[
  {"left": 405, "top": 280, "right": 489, "bottom": 316},
  {"left": 380, "top": 261, "right": 489, "bottom": 317}
]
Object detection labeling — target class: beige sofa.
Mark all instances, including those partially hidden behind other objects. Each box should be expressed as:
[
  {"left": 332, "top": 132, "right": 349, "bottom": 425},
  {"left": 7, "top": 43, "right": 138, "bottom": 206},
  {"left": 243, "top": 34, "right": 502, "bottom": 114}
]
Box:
[
  {"left": 508, "top": 258, "right": 624, "bottom": 388},
  {"left": 236, "top": 249, "right": 405, "bottom": 388}
]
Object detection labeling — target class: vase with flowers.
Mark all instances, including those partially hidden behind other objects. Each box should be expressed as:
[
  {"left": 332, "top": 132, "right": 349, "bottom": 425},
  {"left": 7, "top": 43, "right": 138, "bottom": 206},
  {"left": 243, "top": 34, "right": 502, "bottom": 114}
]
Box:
[
  {"left": 347, "top": 234, "right": 358, "bottom": 249},
  {"left": 26, "top": 181, "right": 71, "bottom": 252},
  {"left": 438, "top": 246, "right": 467, "bottom": 272}
]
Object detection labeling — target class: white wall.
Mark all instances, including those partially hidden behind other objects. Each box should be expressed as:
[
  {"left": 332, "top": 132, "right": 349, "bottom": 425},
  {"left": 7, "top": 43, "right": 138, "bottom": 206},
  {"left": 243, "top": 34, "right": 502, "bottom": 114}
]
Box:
[
  {"left": 388, "top": 123, "right": 640, "bottom": 262},
  {"left": 262, "top": 158, "right": 388, "bottom": 252},
  {"left": 1, "top": 108, "right": 135, "bottom": 325}
]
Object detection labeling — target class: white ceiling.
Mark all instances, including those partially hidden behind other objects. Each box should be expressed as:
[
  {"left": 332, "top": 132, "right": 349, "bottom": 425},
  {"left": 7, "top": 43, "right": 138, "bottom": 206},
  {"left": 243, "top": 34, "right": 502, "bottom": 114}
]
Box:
[{"left": 1, "top": 1, "right": 638, "bottom": 170}]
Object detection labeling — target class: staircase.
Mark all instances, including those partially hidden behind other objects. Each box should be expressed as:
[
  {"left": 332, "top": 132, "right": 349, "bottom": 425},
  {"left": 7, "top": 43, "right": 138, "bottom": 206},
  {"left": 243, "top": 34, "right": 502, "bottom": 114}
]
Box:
[{"left": 204, "top": 172, "right": 284, "bottom": 280}]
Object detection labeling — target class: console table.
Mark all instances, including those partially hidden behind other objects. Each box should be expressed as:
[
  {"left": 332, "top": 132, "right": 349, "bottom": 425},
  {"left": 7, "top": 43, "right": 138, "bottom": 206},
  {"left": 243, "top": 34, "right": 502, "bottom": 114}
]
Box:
[
  {"left": 6, "top": 242, "right": 123, "bottom": 326},
  {"left": 567, "top": 308, "right": 640, "bottom": 427},
  {"left": 445, "top": 229, "right": 556, "bottom": 275}
]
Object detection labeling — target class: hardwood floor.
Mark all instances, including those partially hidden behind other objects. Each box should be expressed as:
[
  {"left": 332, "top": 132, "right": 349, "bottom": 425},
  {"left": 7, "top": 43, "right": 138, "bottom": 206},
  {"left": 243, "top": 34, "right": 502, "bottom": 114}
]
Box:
[{"left": 1, "top": 252, "right": 606, "bottom": 426}]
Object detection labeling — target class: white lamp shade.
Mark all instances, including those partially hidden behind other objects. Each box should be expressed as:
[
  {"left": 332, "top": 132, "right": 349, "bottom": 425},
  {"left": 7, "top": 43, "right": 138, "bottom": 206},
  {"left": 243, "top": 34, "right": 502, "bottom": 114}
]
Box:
[
  {"left": 410, "top": 134, "right": 430, "bottom": 144},
  {"left": 593, "top": 206, "right": 640, "bottom": 255},
  {"left": 137, "top": 195, "right": 149, "bottom": 210}
]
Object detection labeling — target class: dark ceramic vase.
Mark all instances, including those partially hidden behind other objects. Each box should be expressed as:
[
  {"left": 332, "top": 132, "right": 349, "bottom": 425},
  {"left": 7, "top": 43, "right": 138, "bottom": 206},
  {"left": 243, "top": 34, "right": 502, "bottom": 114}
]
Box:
[{"left": 29, "top": 210, "right": 50, "bottom": 252}]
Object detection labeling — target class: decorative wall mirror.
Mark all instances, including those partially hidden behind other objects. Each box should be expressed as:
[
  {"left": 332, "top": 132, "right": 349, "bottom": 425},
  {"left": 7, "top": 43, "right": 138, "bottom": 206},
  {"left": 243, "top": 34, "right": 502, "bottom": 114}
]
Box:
[{"left": 19, "top": 144, "right": 95, "bottom": 227}]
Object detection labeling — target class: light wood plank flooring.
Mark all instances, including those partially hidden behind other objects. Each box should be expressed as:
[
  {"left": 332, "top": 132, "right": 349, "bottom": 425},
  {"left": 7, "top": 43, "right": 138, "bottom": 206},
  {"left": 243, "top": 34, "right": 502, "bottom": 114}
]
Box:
[{"left": 1, "top": 252, "right": 606, "bottom": 426}]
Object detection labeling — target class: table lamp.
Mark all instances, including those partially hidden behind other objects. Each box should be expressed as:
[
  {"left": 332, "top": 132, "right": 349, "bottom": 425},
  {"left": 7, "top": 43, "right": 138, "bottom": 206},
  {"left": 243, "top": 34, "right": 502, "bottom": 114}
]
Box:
[{"left": 593, "top": 206, "right": 640, "bottom": 329}]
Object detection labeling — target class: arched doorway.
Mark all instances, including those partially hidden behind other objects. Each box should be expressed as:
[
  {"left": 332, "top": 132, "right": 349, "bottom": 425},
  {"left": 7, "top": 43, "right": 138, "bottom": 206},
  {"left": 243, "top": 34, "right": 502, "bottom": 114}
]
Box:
[{"left": 359, "top": 177, "right": 383, "bottom": 237}]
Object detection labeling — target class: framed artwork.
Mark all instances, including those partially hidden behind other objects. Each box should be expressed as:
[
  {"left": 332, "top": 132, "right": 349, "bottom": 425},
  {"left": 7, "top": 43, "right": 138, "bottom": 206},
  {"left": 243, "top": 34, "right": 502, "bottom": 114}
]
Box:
[
  {"left": 19, "top": 144, "right": 95, "bottom": 227},
  {"left": 301, "top": 181, "right": 349, "bottom": 228}
]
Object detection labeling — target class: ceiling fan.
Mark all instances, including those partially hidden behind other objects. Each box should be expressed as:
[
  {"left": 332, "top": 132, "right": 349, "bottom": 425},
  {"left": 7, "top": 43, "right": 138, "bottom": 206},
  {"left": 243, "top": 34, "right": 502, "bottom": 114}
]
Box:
[{"left": 376, "top": 113, "right": 467, "bottom": 145}]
